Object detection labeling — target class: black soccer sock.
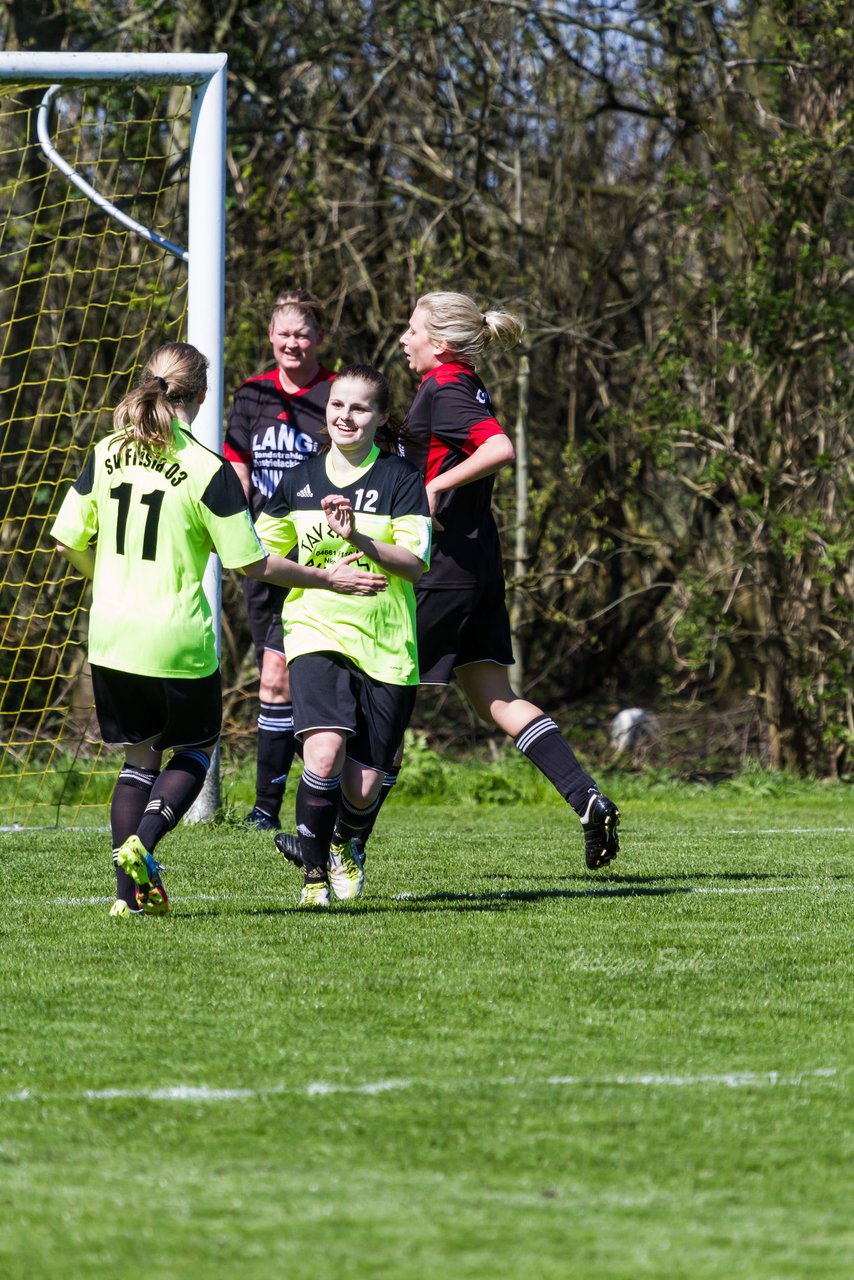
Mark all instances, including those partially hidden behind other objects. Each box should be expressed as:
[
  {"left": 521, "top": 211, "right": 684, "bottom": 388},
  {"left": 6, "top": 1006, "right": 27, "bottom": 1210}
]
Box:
[
  {"left": 295, "top": 766, "right": 341, "bottom": 880},
  {"left": 111, "top": 764, "right": 159, "bottom": 905},
  {"left": 342, "top": 765, "right": 400, "bottom": 851},
  {"left": 333, "top": 791, "right": 383, "bottom": 846},
  {"left": 254, "top": 700, "right": 295, "bottom": 820},
  {"left": 514, "top": 715, "right": 599, "bottom": 815},
  {"left": 136, "top": 749, "right": 211, "bottom": 854}
]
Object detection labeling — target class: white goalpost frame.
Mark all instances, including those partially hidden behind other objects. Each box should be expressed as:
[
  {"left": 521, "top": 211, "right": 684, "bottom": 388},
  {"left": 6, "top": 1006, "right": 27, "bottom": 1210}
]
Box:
[{"left": 0, "top": 51, "right": 228, "bottom": 820}]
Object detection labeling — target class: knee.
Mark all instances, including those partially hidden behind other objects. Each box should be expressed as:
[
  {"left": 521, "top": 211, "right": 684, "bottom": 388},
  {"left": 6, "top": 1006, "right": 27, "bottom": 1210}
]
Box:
[
  {"left": 301, "top": 739, "right": 343, "bottom": 778},
  {"left": 260, "top": 652, "right": 290, "bottom": 702},
  {"left": 343, "top": 769, "right": 383, "bottom": 808},
  {"left": 465, "top": 686, "right": 509, "bottom": 725}
]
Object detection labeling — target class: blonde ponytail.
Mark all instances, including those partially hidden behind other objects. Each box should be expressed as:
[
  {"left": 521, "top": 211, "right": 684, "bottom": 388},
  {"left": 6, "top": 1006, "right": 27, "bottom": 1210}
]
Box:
[
  {"left": 112, "top": 342, "right": 209, "bottom": 452},
  {"left": 417, "top": 292, "right": 523, "bottom": 364}
]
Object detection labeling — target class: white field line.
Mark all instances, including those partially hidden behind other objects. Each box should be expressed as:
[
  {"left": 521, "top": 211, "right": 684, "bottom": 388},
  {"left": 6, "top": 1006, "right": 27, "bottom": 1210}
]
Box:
[
  {"left": 1, "top": 1067, "right": 843, "bottom": 1107},
  {"left": 725, "top": 827, "right": 853, "bottom": 835}
]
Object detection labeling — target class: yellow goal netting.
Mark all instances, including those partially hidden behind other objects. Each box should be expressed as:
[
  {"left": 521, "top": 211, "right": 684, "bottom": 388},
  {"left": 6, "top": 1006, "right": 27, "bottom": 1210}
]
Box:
[{"left": 0, "top": 78, "right": 190, "bottom": 828}]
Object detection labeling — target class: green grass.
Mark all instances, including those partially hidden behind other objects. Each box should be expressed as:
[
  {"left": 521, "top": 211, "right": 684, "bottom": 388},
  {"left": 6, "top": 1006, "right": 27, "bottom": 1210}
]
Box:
[{"left": 1, "top": 776, "right": 853, "bottom": 1278}]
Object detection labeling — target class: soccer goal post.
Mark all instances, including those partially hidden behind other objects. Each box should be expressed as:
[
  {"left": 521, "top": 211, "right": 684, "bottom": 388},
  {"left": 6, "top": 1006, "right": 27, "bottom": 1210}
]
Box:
[{"left": 0, "top": 51, "right": 227, "bottom": 828}]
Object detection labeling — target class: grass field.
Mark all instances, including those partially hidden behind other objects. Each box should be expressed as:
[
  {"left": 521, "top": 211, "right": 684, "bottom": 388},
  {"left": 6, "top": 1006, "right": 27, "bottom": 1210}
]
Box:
[{"left": 1, "top": 770, "right": 852, "bottom": 1278}]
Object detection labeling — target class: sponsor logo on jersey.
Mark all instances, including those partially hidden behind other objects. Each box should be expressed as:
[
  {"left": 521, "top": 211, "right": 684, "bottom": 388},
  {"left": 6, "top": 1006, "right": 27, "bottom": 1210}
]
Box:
[
  {"left": 476, "top": 388, "right": 489, "bottom": 405},
  {"left": 297, "top": 483, "right": 313, "bottom": 498},
  {"left": 256, "top": 422, "right": 318, "bottom": 458}
]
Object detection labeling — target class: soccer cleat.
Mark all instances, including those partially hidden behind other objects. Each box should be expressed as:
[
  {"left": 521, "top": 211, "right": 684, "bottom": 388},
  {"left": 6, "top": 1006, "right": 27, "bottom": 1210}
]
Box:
[
  {"left": 328, "top": 839, "right": 365, "bottom": 901},
  {"left": 115, "top": 834, "right": 154, "bottom": 886},
  {"left": 245, "top": 806, "right": 281, "bottom": 831},
  {"left": 115, "top": 835, "right": 170, "bottom": 914},
  {"left": 298, "top": 881, "right": 331, "bottom": 908},
  {"left": 275, "top": 832, "right": 368, "bottom": 873},
  {"left": 135, "top": 876, "right": 170, "bottom": 917},
  {"left": 274, "top": 831, "right": 304, "bottom": 869},
  {"left": 580, "top": 793, "right": 620, "bottom": 870},
  {"left": 109, "top": 899, "right": 143, "bottom": 919}
]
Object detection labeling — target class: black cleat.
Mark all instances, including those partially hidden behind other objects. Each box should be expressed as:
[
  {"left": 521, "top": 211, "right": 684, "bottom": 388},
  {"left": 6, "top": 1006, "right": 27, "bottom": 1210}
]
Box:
[
  {"left": 581, "top": 794, "right": 620, "bottom": 870},
  {"left": 274, "top": 832, "right": 367, "bottom": 871},
  {"left": 245, "top": 806, "right": 281, "bottom": 832},
  {"left": 274, "top": 831, "right": 304, "bottom": 868}
]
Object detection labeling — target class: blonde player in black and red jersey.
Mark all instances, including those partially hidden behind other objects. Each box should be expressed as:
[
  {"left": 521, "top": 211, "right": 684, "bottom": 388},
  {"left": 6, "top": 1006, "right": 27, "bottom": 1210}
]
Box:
[
  {"left": 224, "top": 288, "right": 336, "bottom": 832},
  {"left": 332, "top": 292, "right": 618, "bottom": 873}
]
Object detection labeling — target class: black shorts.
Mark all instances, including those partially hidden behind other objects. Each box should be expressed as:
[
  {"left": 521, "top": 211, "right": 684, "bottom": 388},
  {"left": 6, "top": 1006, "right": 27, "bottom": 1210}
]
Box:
[
  {"left": 288, "top": 652, "right": 417, "bottom": 773},
  {"left": 90, "top": 664, "right": 222, "bottom": 751},
  {"left": 243, "top": 575, "right": 287, "bottom": 668},
  {"left": 415, "top": 578, "right": 514, "bottom": 685}
]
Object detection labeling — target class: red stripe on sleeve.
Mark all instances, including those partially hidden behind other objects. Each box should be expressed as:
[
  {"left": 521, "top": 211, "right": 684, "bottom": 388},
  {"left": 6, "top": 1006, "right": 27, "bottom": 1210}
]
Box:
[
  {"left": 462, "top": 417, "right": 503, "bottom": 455},
  {"left": 222, "top": 441, "right": 251, "bottom": 466}
]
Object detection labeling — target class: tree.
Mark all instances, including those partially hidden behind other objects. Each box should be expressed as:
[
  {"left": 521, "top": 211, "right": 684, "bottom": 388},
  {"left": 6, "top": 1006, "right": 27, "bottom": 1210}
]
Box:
[{"left": 1, "top": 0, "right": 851, "bottom": 774}]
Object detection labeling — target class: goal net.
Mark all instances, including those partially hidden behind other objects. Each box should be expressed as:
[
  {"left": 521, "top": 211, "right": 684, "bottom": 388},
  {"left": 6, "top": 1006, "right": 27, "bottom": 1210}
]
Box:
[{"left": 0, "top": 53, "right": 226, "bottom": 829}]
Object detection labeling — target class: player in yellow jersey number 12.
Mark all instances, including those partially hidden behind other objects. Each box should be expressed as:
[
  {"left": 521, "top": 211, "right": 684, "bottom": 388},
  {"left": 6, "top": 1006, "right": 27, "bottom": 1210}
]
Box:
[{"left": 254, "top": 364, "right": 432, "bottom": 908}]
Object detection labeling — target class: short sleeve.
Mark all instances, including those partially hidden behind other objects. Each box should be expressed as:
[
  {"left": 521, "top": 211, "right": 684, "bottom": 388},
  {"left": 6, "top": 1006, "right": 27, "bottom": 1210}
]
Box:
[
  {"left": 50, "top": 454, "right": 99, "bottom": 550},
  {"left": 199, "top": 459, "right": 264, "bottom": 568},
  {"left": 389, "top": 462, "right": 431, "bottom": 565},
  {"left": 430, "top": 382, "right": 505, "bottom": 455},
  {"left": 254, "top": 508, "right": 298, "bottom": 558},
  {"left": 391, "top": 513, "right": 431, "bottom": 566},
  {"left": 390, "top": 461, "right": 430, "bottom": 519}
]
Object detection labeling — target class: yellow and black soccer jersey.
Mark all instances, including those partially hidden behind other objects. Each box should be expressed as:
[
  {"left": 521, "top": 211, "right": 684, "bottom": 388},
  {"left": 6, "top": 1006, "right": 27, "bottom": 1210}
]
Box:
[
  {"left": 254, "top": 446, "right": 431, "bottom": 686},
  {"left": 50, "top": 421, "right": 263, "bottom": 678}
]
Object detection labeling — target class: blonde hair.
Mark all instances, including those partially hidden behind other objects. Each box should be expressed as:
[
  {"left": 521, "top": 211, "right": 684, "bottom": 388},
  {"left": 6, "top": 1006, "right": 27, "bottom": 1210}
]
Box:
[
  {"left": 270, "top": 287, "right": 324, "bottom": 332},
  {"left": 417, "top": 292, "right": 523, "bottom": 363},
  {"left": 112, "top": 342, "right": 209, "bottom": 453}
]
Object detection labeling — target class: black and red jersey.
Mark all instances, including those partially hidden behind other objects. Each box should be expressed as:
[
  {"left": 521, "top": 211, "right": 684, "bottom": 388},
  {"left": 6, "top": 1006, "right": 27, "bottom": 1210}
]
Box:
[
  {"left": 224, "top": 366, "right": 335, "bottom": 516},
  {"left": 401, "top": 361, "right": 507, "bottom": 588}
]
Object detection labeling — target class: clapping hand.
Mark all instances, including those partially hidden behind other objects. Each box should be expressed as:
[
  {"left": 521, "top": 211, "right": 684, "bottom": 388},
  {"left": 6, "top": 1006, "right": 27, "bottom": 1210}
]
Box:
[
  {"left": 326, "top": 553, "right": 387, "bottom": 595},
  {"left": 321, "top": 495, "right": 386, "bottom": 594},
  {"left": 322, "top": 493, "right": 354, "bottom": 540}
]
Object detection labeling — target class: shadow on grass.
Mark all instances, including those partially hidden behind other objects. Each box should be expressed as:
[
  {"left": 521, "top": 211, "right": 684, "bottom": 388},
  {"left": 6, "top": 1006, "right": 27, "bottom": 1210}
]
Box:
[
  {"left": 173, "top": 868, "right": 822, "bottom": 919},
  {"left": 389, "top": 879, "right": 792, "bottom": 910}
]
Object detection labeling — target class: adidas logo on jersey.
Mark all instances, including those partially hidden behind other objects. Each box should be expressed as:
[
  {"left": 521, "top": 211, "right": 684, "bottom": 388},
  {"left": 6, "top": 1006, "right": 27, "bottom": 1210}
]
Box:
[{"left": 296, "top": 483, "right": 313, "bottom": 498}]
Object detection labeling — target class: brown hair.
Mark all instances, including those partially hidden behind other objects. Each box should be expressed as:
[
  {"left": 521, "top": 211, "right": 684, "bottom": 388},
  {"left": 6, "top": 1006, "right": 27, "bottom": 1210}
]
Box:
[
  {"left": 112, "top": 342, "right": 209, "bottom": 453},
  {"left": 331, "top": 364, "right": 407, "bottom": 453},
  {"left": 270, "top": 288, "right": 324, "bottom": 331}
]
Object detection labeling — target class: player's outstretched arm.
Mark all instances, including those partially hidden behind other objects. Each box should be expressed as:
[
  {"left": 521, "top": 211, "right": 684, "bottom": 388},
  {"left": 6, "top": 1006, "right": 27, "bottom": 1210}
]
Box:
[{"left": 242, "top": 553, "right": 386, "bottom": 596}]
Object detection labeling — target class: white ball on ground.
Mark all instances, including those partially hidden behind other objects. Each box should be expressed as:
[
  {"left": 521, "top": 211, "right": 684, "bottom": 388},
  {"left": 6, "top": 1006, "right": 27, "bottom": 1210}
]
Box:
[{"left": 610, "top": 708, "right": 660, "bottom": 754}]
